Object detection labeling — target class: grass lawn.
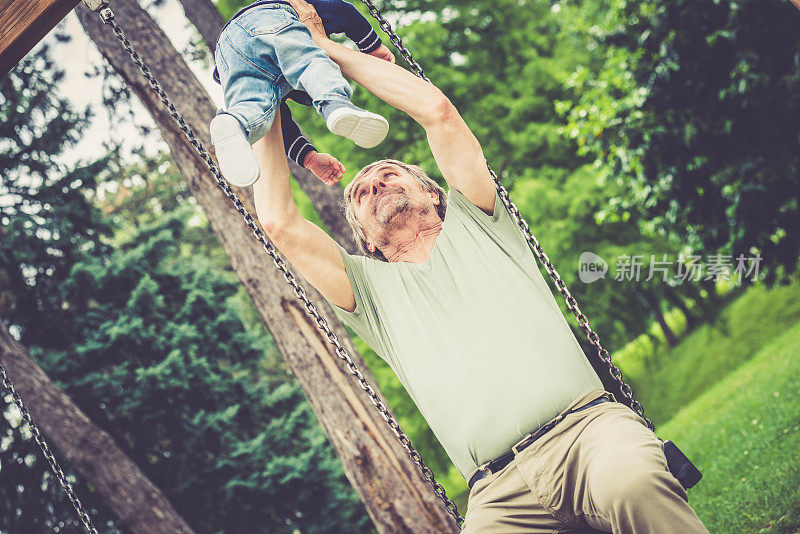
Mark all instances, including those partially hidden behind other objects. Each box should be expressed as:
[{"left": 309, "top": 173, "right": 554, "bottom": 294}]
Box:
[
  {"left": 657, "top": 321, "right": 800, "bottom": 533},
  {"left": 623, "top": 283, "right": 800, "bottom": 425}
]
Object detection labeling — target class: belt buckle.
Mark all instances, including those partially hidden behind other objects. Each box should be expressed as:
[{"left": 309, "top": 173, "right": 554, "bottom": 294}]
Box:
[
  {"left": 468, "top": 461, "right": 493, "bottom": 489},
  {"left": 511, "top": 432, "right": 534, "bottom": 456},
  {"left": 477, "top": 461, "right": 492, "bottom": 476}
]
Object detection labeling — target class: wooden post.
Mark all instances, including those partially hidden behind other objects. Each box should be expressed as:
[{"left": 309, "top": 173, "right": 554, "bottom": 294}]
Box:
[{"left": 0, "top": 0, "right": 82, "bottom": 77}]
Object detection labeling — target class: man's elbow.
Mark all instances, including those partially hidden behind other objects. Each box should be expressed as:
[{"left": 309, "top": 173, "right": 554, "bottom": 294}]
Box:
[
  {"left": 420, "top": 88, "right": 459, "bottom": 127},
  {"left": 253, "top": 189, "right": 300, "bottom": 242},
  {"left": 259, "top": 210, "right": 299, "bottom": 246}
]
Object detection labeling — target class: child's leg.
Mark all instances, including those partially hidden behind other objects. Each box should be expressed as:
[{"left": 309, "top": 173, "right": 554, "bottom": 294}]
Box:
[
  {"left": 268, "top": 20, "right": 389, "bottom": 148},
  {"left": 230, "top": 5, "right": 388, "bottom": 148},
  {"left": 274, "top": 31, "right": 352, "bottom": 118},
  {"left": 211, "top": 27, "right": 286, "bottom": 186},
  {"left": 216, "top": 28, "right": 283, "bottom": 145},
  {"left": 233, "top": 6, "right": 352, "bottom": 116}
]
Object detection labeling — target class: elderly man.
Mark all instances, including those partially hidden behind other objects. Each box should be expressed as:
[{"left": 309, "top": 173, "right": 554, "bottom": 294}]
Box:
[{"left": 251, "top": 1, "right": 709, "bottom": 532}]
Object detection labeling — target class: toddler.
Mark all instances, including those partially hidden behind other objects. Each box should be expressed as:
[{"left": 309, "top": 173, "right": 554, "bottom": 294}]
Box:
[{"left": 210, "top": 0, "right": 394, "bottom": 187}]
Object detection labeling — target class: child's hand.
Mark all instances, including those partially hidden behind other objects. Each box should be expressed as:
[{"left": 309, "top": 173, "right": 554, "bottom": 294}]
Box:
[
  {"left": 368, "top": 44, "right": 395, "bottom": 64},
  {"left": 303, "top": 151, "right": 345, "bottom": 185}
]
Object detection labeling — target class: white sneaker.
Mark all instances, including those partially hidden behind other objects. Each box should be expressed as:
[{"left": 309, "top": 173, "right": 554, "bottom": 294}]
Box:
[
  {"left": 325, "top": 107, "right": 389, "bottom": 149},
  {"left": 210, "top": 114, "right": 260, "bottom": 187}
]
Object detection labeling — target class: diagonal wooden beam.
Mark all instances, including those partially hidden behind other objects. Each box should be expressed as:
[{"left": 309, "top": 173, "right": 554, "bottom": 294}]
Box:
[
  {"left": 0, "top": 320, "right": 196, "bottom": 533},
  {"left": 0, "top": 0, "right": 82, "bottom": 77}
]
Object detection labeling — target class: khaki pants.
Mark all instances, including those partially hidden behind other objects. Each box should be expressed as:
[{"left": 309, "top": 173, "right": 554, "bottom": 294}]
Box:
[{"left": 462, "top": 388, "right": 709, "bottom": 533}]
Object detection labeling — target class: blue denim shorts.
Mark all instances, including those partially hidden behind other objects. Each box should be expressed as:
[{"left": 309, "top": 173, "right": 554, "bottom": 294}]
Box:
[{"left": 214, "top": 3, "right": 352, "bottom": 143}]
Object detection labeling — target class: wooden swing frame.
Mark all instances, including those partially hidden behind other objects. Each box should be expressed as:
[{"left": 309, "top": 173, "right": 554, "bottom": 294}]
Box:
[{"left": 0, "top": 0, "right": 82, "bottom": 77}]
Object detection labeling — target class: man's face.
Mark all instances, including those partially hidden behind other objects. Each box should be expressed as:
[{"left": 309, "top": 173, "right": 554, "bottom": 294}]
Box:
[{"left": 349, "top": 164, "right": 440, "bottom": 253}]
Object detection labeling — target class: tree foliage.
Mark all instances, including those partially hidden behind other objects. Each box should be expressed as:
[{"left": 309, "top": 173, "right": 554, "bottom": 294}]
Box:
[
  {"left": 1, "top": 50, "right": 369, "bottom": 533},
  {"left": 1, "top": 47, "right": 119, "bottom": 534},
  {"left": 559, "top": 0, "right": 800, "bottom": 281}
]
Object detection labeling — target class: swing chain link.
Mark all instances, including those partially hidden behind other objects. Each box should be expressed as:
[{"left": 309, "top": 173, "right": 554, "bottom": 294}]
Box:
[
  {"left": 356, "top": 0, "right": 429, "bottom": 82},
  {"left": 354, "top": 0, "right": 654, "bottom": 433},
  {"left": 0, "top": 363, "right": 99, "bottom": 534}
]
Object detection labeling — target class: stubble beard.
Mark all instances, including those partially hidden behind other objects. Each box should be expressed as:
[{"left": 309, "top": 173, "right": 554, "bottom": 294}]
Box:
[
  {"left": 375, "top": 193, "right": 411, "bottom": 227},
  {"left": 371, "top": 193, "right": 417, "bottom": 249}
]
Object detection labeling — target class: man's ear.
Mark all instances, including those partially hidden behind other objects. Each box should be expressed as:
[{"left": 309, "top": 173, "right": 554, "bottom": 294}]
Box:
[
  {"left": 430, "top": 190, "right": 440, "bottom": 205},
  {"left": 361, "top": 224, "right": 376, "bottom": 253}
]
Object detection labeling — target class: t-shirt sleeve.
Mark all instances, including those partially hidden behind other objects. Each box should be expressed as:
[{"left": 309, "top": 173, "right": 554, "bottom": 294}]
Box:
[
  {"left": 446, "top": 185, "right": 530, "bottom": 259},
  {"left": 324, "top": 242, "right": 384, "bottom": 354}
]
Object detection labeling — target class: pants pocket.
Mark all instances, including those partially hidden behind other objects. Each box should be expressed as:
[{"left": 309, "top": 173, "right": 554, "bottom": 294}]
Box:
[{"left": 234, "top": 6, "right": 293, "bottom": 36}]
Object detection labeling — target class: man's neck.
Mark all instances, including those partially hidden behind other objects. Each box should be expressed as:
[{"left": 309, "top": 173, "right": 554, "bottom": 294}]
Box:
[{"left": 380, "top": 218, "right": 443, "bottom": 263}]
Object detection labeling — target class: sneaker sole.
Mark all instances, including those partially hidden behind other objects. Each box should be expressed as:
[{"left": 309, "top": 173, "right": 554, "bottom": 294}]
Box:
[
  {"left": 327, "top": 109, "right": 389, "bottom": 149},
  {"left": 210, "top": 114, "right": 260, "bottom": 187}
]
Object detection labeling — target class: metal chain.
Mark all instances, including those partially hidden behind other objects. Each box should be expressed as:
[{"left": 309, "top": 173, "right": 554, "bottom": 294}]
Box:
[
  {"left": 354, "top": 0, "right": 654, "bottom": 432},
  {"left": 88, "top": 6, "right": 464, "bottom": 525},
  {"left": 491, "top": 167, "right": 653, "bottom": 430},
  {"left": 0, "top": 363, "right": 99, "bottom": 534},
  {"left": 356, "top": 2, "right": 429, "bottom": 82}
]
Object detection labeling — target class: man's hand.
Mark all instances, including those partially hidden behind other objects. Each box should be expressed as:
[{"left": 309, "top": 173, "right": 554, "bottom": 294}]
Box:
[
  {"left": 286, "top": 0, "right": 327, "bottom": 40},
  {"left": 369, "top": 44, "right": 395, "bottom": 63},
  {"left": 303, "top": 150, "right": 345, "bottom": 185}
]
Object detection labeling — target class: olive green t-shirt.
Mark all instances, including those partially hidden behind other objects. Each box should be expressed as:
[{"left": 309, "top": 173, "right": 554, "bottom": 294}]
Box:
[{"left": 325, "top": 185, "right": 603, "bottom": 480}]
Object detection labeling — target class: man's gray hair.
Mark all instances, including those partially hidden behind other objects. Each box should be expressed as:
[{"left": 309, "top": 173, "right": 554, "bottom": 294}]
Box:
[{"left": 340, "top": 159, "right": 447, "bottom": 261}]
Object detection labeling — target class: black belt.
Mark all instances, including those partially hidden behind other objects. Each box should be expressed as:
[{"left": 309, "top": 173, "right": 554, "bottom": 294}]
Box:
[{"left": 467, "top": 396, "right": 614, "bottom": 489}]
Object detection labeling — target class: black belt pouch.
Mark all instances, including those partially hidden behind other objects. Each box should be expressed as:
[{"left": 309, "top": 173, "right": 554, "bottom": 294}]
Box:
[{"left": 663, "top": 440, "right": 702, "bottom": 489}]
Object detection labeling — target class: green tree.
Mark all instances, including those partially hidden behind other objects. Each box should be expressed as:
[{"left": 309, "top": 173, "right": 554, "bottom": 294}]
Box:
[
  {"left": 559, "top": 0, "right": 800, "bottom": 282},
  {"left": 0, "top": 49, "right": 109, "bottom": 349},
  {"left": 1, "top": 49, "right": 370, "bottom": 532},
  {"left": 0, "top": 48, "right": 122, "bottom": 532},
  {"left": 55, "top": 204, "right": 369, "bottom": 533}
]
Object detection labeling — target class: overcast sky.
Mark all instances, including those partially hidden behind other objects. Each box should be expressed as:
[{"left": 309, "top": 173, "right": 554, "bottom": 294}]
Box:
[{"left": 41, "top": 0, "right": 225, "bottom": 166}]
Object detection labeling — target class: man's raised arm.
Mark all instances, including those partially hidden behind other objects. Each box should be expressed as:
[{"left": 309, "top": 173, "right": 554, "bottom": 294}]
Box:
[
  {"left": 288, "top": 0, "right": 497, "bottom": 215},
  {"left": 252, "top": 106, "right": 357, "bottom": 312}
]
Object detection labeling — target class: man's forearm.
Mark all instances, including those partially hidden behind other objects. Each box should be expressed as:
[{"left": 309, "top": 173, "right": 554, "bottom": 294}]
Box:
[
  {"left": 252, "top": 107, "right": 302, "bottom": 233},
  {"left": 313, "top": 36, "right": 448, "bottom": 127}
]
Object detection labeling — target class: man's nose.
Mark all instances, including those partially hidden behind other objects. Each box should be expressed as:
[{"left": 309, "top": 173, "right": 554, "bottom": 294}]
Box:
[{"left": 370, "top": 176, "right": 386, "bottom": 194}]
